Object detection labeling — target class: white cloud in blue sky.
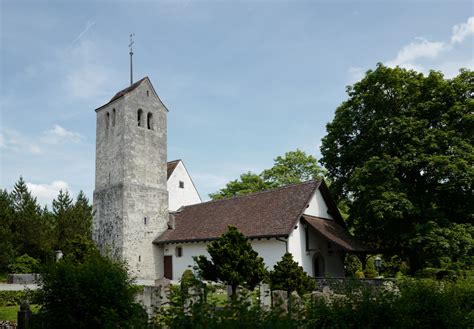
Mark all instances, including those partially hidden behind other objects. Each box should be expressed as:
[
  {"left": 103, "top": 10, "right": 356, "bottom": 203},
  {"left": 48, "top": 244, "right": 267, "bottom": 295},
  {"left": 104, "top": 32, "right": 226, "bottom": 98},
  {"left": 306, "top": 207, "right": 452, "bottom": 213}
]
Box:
[{"left": 1, "top": 1, "right": 473, "bottom": 205}]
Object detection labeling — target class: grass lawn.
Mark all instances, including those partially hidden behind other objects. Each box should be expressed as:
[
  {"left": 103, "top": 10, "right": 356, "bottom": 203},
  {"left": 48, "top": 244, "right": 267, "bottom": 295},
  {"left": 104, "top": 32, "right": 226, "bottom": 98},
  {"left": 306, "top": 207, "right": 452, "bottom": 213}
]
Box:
[{"left": 0, "top": 305, "right": 40, "bottom": 323}]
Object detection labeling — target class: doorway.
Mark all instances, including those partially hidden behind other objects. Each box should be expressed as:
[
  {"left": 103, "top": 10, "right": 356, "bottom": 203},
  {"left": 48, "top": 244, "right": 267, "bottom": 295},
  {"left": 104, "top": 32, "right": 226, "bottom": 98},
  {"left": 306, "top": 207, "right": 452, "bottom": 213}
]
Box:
[{"left": 164, "top": 256, "right": 173, "bottom": 279}]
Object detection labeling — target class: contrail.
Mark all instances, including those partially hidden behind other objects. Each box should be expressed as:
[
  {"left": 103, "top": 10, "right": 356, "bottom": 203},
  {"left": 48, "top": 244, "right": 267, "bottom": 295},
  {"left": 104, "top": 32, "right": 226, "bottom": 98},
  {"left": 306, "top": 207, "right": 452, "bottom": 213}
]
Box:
[{"left": 70, "top": 21, "right": 95, "bottom": 46}]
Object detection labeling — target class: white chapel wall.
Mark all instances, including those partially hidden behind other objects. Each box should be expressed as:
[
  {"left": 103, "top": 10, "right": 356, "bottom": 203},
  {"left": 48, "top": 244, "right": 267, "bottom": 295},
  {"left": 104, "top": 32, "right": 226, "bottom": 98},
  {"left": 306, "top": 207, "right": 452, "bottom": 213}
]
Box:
[
  {"left": 288, "top": 218, "right": 344, "bottom": 277},
  {"left": 163, "top": 239, "right": 287, "bottom": 281},
  {"left": 167, "top": 161, "right": 202, "bottom": 212},
  {"left": 303, "top": 189, "right": 333, "bottom": 219}
]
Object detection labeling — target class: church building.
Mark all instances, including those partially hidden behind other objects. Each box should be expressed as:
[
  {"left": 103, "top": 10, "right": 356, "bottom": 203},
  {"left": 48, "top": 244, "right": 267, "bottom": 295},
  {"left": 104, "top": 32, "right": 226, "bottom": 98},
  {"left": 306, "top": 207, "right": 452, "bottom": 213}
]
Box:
[{"left": 92, "top": 77, "right": 363, "bottom": 284}]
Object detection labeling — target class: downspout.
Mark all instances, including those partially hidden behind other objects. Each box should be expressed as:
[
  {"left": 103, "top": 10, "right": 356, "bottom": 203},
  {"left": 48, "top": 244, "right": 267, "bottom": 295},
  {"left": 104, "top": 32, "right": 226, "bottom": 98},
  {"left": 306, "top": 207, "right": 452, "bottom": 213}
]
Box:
[{"left": 276, "top": 236, "right": 288, "bottom": 253}]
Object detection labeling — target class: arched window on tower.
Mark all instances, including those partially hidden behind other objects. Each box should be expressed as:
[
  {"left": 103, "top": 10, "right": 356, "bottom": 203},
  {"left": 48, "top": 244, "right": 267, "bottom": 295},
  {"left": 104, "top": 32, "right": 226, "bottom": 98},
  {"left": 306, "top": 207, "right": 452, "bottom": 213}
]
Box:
[
  {"left": 106, "top": 112, "right": 110, "bottom": 129},
  {"left": 112, "top": 109, "right": 116, "bottom": 127},
  {"left": 137, "top": 109, "right": 143, "bottom": 127},
  {"left": 147, "top": 112, "right": 153, "bottom": 130}
]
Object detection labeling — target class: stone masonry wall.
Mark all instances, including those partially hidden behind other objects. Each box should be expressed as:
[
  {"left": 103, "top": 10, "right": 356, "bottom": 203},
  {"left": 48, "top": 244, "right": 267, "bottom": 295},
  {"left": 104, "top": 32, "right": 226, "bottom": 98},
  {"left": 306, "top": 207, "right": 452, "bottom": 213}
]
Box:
[{"left": 93, "top": 78, "right": 169, "bottom": 280}]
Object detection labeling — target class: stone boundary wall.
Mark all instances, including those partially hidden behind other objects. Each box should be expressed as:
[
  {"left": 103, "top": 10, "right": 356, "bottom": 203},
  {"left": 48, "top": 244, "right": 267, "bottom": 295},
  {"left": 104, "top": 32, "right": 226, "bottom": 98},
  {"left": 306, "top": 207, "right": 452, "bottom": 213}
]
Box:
[
  {"left": 7, "top": 274, "right": 40, "bottom": 285},
  {"left": 314, "top": 277, "right": 395, "bottom": 290}
]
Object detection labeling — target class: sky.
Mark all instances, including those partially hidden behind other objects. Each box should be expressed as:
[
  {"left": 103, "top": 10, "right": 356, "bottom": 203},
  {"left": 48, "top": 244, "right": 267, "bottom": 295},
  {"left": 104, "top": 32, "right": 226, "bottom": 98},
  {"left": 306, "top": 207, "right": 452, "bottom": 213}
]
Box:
[{"left": 1, "top": 0, "right": 473, "bottom": 206}]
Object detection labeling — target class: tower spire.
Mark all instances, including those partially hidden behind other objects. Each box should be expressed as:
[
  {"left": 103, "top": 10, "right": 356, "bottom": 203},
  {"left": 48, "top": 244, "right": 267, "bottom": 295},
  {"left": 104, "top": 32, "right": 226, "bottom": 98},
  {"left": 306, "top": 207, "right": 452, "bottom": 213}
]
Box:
[{"left": 129, "top": 33, "right": 135, "bottom": 85}]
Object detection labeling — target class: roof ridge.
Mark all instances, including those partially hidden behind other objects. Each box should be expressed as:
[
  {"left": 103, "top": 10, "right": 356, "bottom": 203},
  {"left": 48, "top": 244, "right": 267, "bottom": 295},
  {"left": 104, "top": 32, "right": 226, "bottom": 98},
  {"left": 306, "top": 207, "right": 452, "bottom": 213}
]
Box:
[
  {"left": 179, "top": 179, "right": 321, "bottom": 210},
  {"left": 167, "top": 159, "right": 181, "bottom": 164}
]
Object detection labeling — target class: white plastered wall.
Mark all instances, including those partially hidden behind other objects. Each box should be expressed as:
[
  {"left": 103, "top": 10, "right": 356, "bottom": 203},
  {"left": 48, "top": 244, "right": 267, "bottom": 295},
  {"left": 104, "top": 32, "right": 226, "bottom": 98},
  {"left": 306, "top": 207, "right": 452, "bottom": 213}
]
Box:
[
  {"left": 288, "top": 187, "right": 344, "bottom": 277},
  {"left": 167, "top": 161, "right": 202, "bottom": 212},
  {"left": 163, "top": 239, "right": 287, "bottom": 281},
  {"left": 304, "top": 189, "right": 333, "bottom": 219}
]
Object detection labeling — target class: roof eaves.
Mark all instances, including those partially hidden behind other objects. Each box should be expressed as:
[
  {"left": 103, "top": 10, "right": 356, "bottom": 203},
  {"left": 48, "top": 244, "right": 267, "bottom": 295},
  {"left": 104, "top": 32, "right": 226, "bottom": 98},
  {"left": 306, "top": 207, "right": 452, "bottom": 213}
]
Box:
[{"left": 153, "top": 233, "right": 289, "bottom": 245}]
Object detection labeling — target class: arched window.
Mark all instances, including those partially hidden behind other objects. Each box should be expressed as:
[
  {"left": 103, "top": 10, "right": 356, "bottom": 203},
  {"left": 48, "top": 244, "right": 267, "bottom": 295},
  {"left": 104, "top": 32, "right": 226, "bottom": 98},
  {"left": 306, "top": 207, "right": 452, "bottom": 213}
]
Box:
[
  {"left": 106, "top": 112, "right": 110, "bottom": 129},
  {"left": 112, "top": 109, "right": 116, "bottom": 127},
  {"left": 137, "top": 109, "right": 143, "bottom": 127},
  {"left": 147, "top": 112, "right": 153, "bottom": 130}
]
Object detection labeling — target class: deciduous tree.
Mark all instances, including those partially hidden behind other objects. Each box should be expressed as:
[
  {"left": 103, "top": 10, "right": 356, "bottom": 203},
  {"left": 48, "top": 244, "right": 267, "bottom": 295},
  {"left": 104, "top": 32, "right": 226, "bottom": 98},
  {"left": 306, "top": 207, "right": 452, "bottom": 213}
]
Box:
[{"left": 320, "top": 65, "right": 474, "bottom": 271}]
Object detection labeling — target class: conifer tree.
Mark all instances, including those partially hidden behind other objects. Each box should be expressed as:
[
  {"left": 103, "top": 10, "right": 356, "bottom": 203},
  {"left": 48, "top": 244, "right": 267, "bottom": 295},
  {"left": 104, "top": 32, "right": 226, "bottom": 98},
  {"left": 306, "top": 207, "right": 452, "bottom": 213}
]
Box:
[
  {"left": 269, "top": 253, "right": 315, "bottom": 296},
  {"left": 194, "top": 226, "right": 267, "bottom": 299}
]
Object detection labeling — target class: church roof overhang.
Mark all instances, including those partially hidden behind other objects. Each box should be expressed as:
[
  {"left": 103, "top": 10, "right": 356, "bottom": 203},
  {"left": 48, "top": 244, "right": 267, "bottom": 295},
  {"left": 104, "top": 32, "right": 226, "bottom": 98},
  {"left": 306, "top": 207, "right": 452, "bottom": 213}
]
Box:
[{"left": 302, "top": 214, "right": 366, "bottom": 252}]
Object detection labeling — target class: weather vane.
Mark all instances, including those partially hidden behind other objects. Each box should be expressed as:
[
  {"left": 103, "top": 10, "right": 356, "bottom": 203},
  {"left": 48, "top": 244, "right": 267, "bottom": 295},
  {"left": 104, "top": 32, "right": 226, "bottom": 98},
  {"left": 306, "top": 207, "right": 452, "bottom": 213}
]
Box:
[{"left": 129, "top": 33, "right": 135, "bottom": 85}]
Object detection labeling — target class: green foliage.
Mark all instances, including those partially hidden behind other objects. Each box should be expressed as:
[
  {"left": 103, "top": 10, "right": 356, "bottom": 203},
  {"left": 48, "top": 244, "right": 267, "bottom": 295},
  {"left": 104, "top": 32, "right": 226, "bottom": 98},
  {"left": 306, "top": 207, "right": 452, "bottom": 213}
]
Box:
[
  {"left": 154, "top": 279, "right": 474, "bottom": 329},
  {"left": 210, "top": 149, "right": 325, "bottom": 200},
  {"left": 194, "top": 226, "right": 267, "bottom": 297},
  {"left": 344, "top": 254, "right": 362, "bottom": 277},
  {"left": 320, "top": 65, "right": 474, "bottom": 271},
  {"left": 262, "top": 149, "right": 326, "bottom": 186},
  {"left": 0, "top": 190, "right": 15, "bottom": 272},
  {"left": 180, "top": 269, "right": 199, "bottom": 299},
  {"left": 0, "top": 290, "right": 41, "bottom": 307},
  {"left": 8, "top": 254, "right": 40, "bottom": 274},
  {"left": 409, "top": 221, "right": 474, "bottom": 270},
  {"left": 1, "top": 177, "right": 94, "bottom": 272},
  {"left": 9, "top": 177, "right": 53, "bottom": 263},
  {"left": 209, "top": 172, "right": 274, "bottom": 200},
  {"left": 61, "top": 235, "right": 99, "bottom": 264},
  {"left": 381, "top": 255, "right": 409, "bottom": 278},
  {"left": 269, "top": 253, "right": 315, "bottom": 296},
  {"left": 53, "top": 190, "right": 93, "bottom": 251},
  {"left": 30, "top": 252, "right": 149, "bottom": 329}
]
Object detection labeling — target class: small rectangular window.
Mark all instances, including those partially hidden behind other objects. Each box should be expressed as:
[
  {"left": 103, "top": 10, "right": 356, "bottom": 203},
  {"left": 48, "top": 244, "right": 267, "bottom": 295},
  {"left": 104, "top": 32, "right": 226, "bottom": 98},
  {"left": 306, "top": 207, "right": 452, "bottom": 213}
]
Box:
[
  {"left": 179, "top": 181, "right": 184, "bottom": 188},
  {"left": 176, "top": 246, "right": 183, "bottom": 257},
  {"left": 144, "top": 217, "right": 147, "bottom": 225}
]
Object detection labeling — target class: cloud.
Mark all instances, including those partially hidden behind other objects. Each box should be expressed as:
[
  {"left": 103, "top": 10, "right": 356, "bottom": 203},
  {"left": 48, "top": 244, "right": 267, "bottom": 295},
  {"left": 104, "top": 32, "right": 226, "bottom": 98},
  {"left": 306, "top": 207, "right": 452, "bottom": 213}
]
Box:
[
  {"left": 377, "top": 17, "right": 473, "bottom": 78},
  {"left": 26, "top": 180, "right": 70, "bottom": 206},
  {"left": 348, "top": 67, "right": 365, "bottom": 83},
  {"left": 41, "top": 124, "right": 84, "bottom": 144},
  {"left": 387, "top": 38, "right": 446, "bottom": 67},
  {"left": 0, "top": 129, "right": 43, "bottom": 155},
  {"left": 451, "top": 16, "right": 474, "bottom": 44}
]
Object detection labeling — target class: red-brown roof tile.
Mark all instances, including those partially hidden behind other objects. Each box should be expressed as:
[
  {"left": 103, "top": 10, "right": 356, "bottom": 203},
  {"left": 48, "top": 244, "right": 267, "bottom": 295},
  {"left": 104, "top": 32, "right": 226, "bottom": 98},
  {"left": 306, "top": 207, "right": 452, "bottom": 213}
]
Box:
[
  {"left": 302, "top": 214, "right": 366, "bottom": 251},
  {"left": 155, "top": 180, "right": 321, "bottom": 244},
  {"left": 167, "top": 160, "right": 180, "bottom": 179}
]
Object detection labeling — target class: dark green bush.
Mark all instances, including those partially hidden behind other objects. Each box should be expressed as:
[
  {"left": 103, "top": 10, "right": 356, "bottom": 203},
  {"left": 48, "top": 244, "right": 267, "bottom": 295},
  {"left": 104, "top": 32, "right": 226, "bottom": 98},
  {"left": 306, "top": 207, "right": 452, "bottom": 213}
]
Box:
[
  {"left": 8, "top": 254, "right": 40, "bottom": 274},
  {"left": 30, "top": 252, "right": 150, "bottom": 329}
]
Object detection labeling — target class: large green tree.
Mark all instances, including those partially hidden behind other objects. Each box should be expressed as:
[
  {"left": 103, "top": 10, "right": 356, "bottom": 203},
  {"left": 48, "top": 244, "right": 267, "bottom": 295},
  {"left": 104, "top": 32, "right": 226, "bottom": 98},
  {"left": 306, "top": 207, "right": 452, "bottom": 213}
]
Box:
[
  {"left": 194, "top": 226, "right": 267, "bottom": 298},
  {"left": 210, "top": 149, "right": 325, "bottom": 200},
  {"left": 0, "top": 189, "right": 15, "bottom": 271},
  {"left": 320, "top": 64, "right": 473, "bottom": 271},
  {"left": 53, "top": 190, "right": 92, "bottom": 250},
  {"left": 9, "top": 177, "right": 53, "bottom": 262}
]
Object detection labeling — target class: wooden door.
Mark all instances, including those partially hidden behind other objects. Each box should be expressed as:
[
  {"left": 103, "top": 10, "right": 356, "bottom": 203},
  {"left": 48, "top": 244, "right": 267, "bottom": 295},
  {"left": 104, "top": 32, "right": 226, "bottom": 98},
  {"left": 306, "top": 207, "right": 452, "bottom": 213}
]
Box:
[{"left": 164, "top": 256, "right": 173, "bottom": 280}]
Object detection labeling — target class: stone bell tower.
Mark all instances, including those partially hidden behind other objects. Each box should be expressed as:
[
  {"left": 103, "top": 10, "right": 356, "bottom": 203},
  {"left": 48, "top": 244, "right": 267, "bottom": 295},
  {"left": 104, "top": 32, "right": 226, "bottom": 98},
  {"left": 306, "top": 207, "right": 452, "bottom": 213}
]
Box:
[{"left": 93, "top": 77, "right": 168, "bottom": 281}]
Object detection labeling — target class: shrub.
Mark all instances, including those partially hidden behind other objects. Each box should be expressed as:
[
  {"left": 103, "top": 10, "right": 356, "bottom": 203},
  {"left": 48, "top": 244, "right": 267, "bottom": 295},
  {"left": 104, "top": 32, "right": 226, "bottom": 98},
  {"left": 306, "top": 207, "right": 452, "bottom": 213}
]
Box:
[
  {"left": 8, "top": 254, "right": 39, "bottom": 274},
  {"left": 269, "top": 253, "right": 315, "bottom": 296},
  {"left": 344, "top": 254, "right": 362, "bottom": 277},
  {"left": 30, "top": 252, "right": 149, "bottom": 329},
  {"left": 0, "top": 290, "right": 41, "bottom": 306}
]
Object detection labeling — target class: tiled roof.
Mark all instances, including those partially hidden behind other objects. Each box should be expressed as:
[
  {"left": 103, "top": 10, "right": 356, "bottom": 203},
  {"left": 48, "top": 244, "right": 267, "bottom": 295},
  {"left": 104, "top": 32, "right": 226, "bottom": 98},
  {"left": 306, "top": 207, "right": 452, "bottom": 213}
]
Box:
[
  {"left": 167, "top": 160, "right": 180, "bottom": 179},
  {"left": 155, "top": 181, "right": 322, "bottom": 244},
  {"left": 302, "top": 214, "right": 366, "bottom": 251}
]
